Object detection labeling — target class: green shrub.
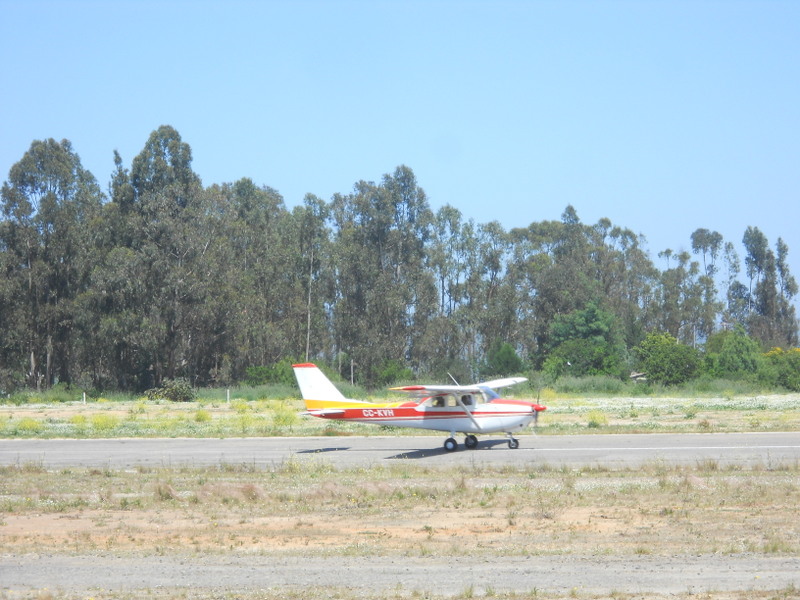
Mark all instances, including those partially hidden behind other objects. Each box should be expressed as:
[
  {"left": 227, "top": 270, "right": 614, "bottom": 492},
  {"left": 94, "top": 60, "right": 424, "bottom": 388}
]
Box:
[
  {"left": 635, "top": 332, "right": 700, "bottom": 386},
  {"left": 272, "top": 402, "right": 298, "bottom": 429},
  {"left": 91, "top": 414, "right": 119, "bottom": 432},
  {"left": 16, "top": 417, "right": 44, "bottom": 434},
  {"left": 245, "top": 358, "right": 300, "bottom": 386},
  {"left": 375, "top": 359, "right": 414, "bottom": 386},
  {"left": 704, "top": 327, "right": 765, "bottom": 381},
  {"left": 484, "top": 341, "right": 524, "bottom": 377},
  {"left": 764, "top": 348, "right": 800, "bottom": 391},
  {"left": 69, "top": 414, "right": 88, "bottom": 428},
  {"left": 146, "top": 379, "right": 196, "bottom": 402},
  {"left": 245, "top": 366, "right": 272, "bottom": 386},
  {"left": 555, "top": 375, "right": 628, "bottom": 395},
  {"left": 42, "top": 383, "right": 76, "bottom": 403},
  {"left": 586, "top": 410, "right": 608, "bottom": 428}
]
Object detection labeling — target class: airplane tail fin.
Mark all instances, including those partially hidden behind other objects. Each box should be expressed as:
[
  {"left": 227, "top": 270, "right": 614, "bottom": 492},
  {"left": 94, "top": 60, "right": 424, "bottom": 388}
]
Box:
[
  {"left": 292, "top": 363, "right": 347, "bottom": 404},
  {"left": 292, "top": 362, "right": 391, "bottom": 414}
]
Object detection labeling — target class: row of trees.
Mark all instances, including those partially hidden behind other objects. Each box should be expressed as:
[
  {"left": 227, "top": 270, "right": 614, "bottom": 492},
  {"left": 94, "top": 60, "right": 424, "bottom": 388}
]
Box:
[{"left": 1, "top": 126, "right": 798, "bottom": 393}]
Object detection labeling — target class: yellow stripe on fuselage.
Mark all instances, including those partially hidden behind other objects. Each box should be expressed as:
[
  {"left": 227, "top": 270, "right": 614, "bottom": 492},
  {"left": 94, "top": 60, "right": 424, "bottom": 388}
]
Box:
[{"left": 303, "top": 399, "right": 409, "bottom": 410}]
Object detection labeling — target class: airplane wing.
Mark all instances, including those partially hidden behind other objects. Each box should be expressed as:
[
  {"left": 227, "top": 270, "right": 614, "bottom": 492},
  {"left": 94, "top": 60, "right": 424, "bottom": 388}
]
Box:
[
  {"left": 390, "top": 384, "right": 480, "bottom": 397},
  {"left": 390, "top": 377, "right": 527, "bottom": 398},
  {"left": 479, "top": 377, "right": 528, "bottom": 389}
]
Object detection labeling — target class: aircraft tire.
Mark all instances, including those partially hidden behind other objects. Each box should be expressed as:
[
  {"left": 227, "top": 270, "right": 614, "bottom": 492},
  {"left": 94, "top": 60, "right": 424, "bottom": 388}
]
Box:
[
  {"left": 508, "top": 438, "right": 520, "bottom": 449},
  {"left": 464, "top": 434, "right": 478, "bottom": 449},
  {"left": 444, "top": 437, "right": 458, "bottom": 452}
]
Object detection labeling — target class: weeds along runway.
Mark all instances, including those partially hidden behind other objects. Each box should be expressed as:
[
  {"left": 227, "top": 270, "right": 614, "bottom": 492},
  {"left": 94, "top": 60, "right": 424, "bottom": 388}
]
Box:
[
  {"left": 2, "top": 432, "right": 799, "bottom": 470},
  {"left": 3, "top": 432, "right": 800, "bottom": 598}
]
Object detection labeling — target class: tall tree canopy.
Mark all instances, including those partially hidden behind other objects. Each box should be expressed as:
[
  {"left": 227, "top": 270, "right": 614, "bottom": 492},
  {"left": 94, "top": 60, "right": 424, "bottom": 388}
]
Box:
[{"left": 1, "top": 128, "right": 798, "bottom": 391}]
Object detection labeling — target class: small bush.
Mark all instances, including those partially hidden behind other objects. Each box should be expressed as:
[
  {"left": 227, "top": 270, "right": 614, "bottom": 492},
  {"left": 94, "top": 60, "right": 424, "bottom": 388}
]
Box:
[
  {"left": 69, "top": 414, "right": 88, "bottom": 428},
  {"left": 586, "top": 410, "right": 608, "bottom": 428},
  {"left": 635, "top": 332, "right": 701, "bottom": 386},
  {"left": 16, "top": 417, "right": 44, "bottom": 434},
  {"left": 7, "top": 392, "right": 32, "bottom": 405},
  {"left": 231, "top": 399, "right": 251, "bottom": 414},
  {"left": 245, "top": 359, "right": 299, "bottom": 386},
  {"left": 556, "top": 375, "right": 628, "bottom": 396},
  {"left": 91, "top": 414, "right": 119, "bottom": 432},
  {"left": 272, "top": 402, "right": 298, "bottom": 429},
  {"left": 42, "top": 383, "right": 76, "bottom": 403},
  {"left": 146, "top": 379, "right": 196, "bottom": 403}
]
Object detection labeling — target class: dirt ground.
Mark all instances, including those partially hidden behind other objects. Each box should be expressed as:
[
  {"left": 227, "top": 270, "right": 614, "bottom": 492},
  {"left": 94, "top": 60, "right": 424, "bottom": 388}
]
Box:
[{"left": 2, "top": 460, "right": 799, "bottom": 599}]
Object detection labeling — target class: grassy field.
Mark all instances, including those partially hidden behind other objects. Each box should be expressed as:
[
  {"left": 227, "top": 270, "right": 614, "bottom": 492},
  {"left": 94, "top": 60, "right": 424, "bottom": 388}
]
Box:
[{"left": 2, "top": 389, "right": 800, "bottom": 439}]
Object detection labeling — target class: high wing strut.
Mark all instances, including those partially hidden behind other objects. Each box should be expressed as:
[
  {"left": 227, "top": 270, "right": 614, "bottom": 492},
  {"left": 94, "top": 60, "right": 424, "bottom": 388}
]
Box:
[{"left": 456, "top": 395, "right": 482, "bottom": 432}]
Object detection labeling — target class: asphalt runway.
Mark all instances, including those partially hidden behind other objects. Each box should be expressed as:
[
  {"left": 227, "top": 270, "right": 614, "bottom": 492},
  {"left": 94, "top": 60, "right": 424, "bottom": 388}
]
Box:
[{"left": 2, "top": 431, "right": 799, "bottom": 470}]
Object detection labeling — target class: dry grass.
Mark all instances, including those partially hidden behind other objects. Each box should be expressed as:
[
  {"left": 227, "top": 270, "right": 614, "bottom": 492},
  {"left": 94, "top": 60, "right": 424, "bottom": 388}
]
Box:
[
  {"left": 1, "top": 588, "right": 798, "bottom": 600},
  {"left": 2, "top": 460, "right": 799, "bottom": 599},
  {"left": 2, "top": 460, "right": 799, "bottom": 559}
]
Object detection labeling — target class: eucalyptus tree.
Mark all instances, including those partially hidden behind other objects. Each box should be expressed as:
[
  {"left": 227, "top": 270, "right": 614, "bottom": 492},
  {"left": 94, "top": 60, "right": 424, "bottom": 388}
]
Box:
[
  {"left": 655, "top": 250, "right": 714, "bottom": 345},
  {"left": 690, "top": 228, "right": 723, "bottom": 278},
  {"left": 89, "top": 126, "right": 208, "bottom": 389},
  {"left": 743, "top": 228, "right": 798, "bottom": 347},
  {"left": 722, "top": 241, "right": 750, "bottom": 327},
  {"left": 329, "top": 166, "right": 435, "bottom": 385},
  {"left": 774, "top": 238, "right": 798, "bottom": 346},
  {"left": 210, "top": 178, "right": 296, "bottom": 375},
  {"left": 415, "top": 205, "right": 476, "bottom": 377},
  {"left": 688, "top": 228, "right": 725, "bottom": 341},
  {"left": 588, "top": 220, "right": 657, "bottom": 346},
  {"left": 466, "top": 220, "right": 518, "bottom": 358},
  {"left": 513, "top": 207, "right": 604, "bottom": 363},
  {"left": 289, "top": 194, "right": 336, "bottom": 362},
  {"left": 743, "top": 226, "right": 769, "bottom": 313},
  {"left": 0, "top": 138, "right": 104, "bottom": 389},
  {"left": 429, "top": 204, "right": 468, "bottom": 316}
]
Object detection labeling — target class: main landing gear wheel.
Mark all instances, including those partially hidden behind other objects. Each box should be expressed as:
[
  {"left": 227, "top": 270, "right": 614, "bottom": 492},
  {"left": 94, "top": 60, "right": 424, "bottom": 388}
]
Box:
[
  {"left": 508, "top": 437, "right": 520, "bottom": 449},
  {"left": 444, "top": 437, "right": 458, "bottom": 452},
  {"left": 464, "top": 434, "right": 478, "bottom": 450}
]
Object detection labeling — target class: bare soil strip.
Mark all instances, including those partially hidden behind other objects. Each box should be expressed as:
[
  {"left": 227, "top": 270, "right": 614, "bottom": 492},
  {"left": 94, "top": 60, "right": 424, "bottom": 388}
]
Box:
[{"left": 2, "top": 457, "right": 799, "bottom": 599}]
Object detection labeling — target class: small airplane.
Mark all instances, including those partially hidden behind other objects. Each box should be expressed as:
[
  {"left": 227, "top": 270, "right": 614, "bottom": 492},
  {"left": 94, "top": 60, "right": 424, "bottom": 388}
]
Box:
[{"left": 292, "top": 363, "right": 547, "bottom": 451}]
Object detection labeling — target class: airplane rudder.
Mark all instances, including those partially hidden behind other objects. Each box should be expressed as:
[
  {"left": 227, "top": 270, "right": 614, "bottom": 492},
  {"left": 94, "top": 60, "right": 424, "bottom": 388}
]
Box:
[{"left": 293, "top": 362, "right": 346, "bottom": 402}]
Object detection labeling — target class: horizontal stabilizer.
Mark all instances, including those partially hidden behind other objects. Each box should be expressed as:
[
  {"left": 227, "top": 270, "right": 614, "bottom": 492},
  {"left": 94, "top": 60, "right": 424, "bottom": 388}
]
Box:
[{"left": 305, "top": 409, "right": 347, "bottom": 417}]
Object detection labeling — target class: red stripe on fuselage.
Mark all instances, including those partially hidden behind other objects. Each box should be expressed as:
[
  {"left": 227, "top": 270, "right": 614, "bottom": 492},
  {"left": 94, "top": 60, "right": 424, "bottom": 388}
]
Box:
[{"left": 310, "top": 406, "right": 532, "bottom": 421}]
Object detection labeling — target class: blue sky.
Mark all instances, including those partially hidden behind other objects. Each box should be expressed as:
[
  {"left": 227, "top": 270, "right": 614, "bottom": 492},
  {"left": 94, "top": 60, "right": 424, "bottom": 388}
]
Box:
[{"left": 2, "top": 0, "right": 799, "bottom": 285}]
